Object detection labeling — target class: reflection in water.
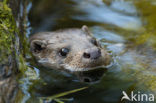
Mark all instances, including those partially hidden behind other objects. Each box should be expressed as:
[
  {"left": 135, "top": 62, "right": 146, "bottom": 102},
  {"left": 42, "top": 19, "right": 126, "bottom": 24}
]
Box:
[
  {"left": 72, "top": 0, "right": 142, "bottom": 30},
  {"left": 110, "top": 0, "right": 137, "bottom": 14},
  {"left": 75, "top": 68, "right": 107, "bottom": 82},
  {"left": 92, "top": 26, "right": 125, "bottom": 43},
  {"left": 91, "top": 26, "right": 125, "bottom": 55}
]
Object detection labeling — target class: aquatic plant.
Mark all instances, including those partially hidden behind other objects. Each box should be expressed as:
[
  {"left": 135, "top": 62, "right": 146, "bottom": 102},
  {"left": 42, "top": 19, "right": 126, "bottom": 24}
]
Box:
[{"left": 39, "top": 87, "right": 88, "bottom": 103}]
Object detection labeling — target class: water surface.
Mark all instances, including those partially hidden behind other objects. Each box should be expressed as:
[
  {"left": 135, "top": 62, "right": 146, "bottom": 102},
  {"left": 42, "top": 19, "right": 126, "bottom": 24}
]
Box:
[{"left": 24, "top": 0, "right": 156, "bottom": 102}]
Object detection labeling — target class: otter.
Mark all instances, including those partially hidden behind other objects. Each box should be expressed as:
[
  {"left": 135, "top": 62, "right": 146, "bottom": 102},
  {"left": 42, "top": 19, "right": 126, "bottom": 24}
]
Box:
[{"left": 30, "top": 25, "right": 111, "bottom": 72}]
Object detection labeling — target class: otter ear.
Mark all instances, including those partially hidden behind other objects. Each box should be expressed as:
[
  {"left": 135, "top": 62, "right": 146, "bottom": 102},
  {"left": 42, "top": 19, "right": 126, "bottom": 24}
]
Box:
[
  {"left": 81, "top": 25, "right": 92, "bottom": 36},
  {"left": 30, "top": 40, "right": 47, "bottom": 54}
]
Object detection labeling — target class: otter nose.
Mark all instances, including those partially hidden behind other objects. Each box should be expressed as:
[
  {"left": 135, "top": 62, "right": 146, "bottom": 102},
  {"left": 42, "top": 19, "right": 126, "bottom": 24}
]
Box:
[{"left": 83, "top": 49, "right": 101, "bottom": 59}]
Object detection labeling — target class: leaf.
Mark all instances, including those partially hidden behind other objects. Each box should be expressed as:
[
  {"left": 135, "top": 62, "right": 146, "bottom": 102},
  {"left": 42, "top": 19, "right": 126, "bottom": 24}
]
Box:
[
  {"left": 40, "top": 87, "right": 88, "bottom": 103},
  {"left": 41, "top": 87, "right": 88, "bottom": 99}
]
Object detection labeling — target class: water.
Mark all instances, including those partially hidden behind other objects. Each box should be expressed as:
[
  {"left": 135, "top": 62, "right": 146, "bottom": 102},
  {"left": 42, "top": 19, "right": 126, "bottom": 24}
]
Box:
[{"left": 24, "top": 0, "right": 156, "bottom": 102}]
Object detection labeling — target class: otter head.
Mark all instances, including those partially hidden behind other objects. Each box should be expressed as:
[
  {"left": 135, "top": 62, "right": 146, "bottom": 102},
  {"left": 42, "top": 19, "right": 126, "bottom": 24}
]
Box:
[{"left": 30, "top": 25, "right": 111, "bottom": 72}]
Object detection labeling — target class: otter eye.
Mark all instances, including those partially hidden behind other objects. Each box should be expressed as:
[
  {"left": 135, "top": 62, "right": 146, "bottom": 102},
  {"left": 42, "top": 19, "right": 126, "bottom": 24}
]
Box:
[
  {"left": 91, "top": 39, "right": 98, "bottom": 46},
  {"left": 59, "top": 48, "right": 69, "bottom": 57}
]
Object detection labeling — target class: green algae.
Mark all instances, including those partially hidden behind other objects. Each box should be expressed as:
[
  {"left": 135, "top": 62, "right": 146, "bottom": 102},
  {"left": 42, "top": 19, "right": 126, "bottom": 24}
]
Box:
[
  {"left": 0, "top": 1, "right": 31, "bottom": 77},
  {"left": 0, "top": 1, "right": 38, "bottom": 102},
  {"left": 0, "top": 1, "right": 16, "bottom": 64}
]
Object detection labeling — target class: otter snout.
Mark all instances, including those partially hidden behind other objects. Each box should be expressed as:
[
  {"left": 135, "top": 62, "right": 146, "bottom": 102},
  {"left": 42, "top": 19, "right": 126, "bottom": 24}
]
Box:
[{"left": 83, "top": 48, "right": 101, "bottom": 60}]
